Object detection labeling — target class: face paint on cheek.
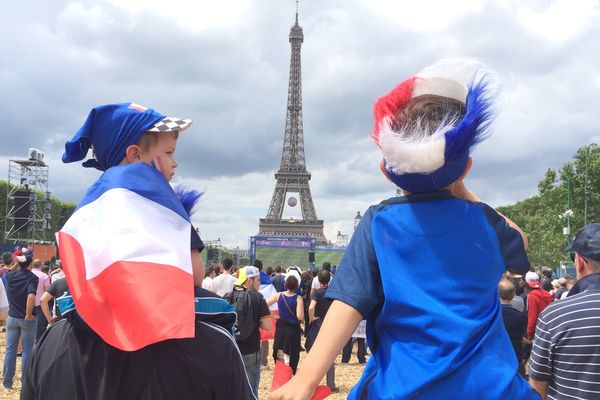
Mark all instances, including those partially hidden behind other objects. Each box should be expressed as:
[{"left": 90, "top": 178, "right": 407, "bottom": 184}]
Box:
[{"left": 154, "top": 156, "right": 165, "bottom": 175}]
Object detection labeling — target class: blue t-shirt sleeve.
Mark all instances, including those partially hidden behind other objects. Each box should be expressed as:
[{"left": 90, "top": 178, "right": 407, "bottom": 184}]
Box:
[
  {"left": 326, "top": 206, "right": 383, "bottom": 319},
  {"left": 190, "top": 226, "right": 205, "bottom": 253},
  {"left": 478, "top": 202, "right": 530, "bottom": 274},
  {"left": 27, "top": 275, "right": 39, "bottom": 295}
]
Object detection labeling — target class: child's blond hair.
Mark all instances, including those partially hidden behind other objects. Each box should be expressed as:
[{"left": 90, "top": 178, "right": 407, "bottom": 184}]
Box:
[{"left": 137, "top": 131, "right": 179, "bottom": 151}]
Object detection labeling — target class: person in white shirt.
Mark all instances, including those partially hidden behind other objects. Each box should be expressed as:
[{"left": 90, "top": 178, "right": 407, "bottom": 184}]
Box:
[
  {"left": 311, "top": 262, "right": 332, "bottom": 290},
  {"left": 212, "top": 258, "right": 237, "bottom": 297},
  {"left": 202, "top": 266, "right": 216, "bottom": 292}
]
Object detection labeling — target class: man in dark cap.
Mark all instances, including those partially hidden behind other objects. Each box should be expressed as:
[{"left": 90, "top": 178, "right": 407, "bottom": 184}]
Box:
[{"left": 530, "top": 223, "right": 600, "bottom": 399}]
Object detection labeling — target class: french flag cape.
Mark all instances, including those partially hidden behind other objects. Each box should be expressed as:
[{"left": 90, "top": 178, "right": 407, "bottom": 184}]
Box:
[{"left": 57, "top": 163, "right": 195, "bottom": 351}]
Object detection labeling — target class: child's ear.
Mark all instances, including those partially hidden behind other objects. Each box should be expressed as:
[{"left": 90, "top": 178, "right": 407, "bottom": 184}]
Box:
[
  {"left": 124, "top": 144, "right": 142, "bottom": 163},
  {"left": 457, "top": 157, "right": 473, "bottom": 181}
]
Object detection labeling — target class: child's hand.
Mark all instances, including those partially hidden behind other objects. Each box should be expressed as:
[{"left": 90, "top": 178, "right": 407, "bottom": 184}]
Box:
[
  {"left": 452, "top": 181, "right": 480, "bottom": 202},
  {"left": 268, "top": 376, "right": 315, "bottom": 400}
]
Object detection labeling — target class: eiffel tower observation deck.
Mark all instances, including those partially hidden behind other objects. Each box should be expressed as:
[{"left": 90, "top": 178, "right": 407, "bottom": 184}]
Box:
[{"left": 259, "top": 5, "right": 327, "bottom": 244}]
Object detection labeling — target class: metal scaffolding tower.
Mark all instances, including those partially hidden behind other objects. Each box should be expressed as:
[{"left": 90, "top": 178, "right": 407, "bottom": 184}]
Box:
[{"left": 4, "top": 148, "right": 52, "bottom": 244}]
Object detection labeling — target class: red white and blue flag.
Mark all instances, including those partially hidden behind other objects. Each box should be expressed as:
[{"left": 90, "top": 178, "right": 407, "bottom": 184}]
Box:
[{"left": 57, "top": 162, "right": 195, "bottom": 351}]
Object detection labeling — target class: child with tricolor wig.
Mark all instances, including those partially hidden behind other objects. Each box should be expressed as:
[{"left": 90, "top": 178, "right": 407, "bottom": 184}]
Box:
[{"left": 270, "top": 59, "right": 541, "bottom": 400}]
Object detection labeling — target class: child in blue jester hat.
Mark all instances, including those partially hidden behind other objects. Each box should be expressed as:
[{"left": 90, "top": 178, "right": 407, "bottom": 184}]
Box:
[
  {"left": 22, "top": 103, "right": 255, "bottom": 400},
  {"left": 269, "top": 59, "right": 541, "bottom": 400}
]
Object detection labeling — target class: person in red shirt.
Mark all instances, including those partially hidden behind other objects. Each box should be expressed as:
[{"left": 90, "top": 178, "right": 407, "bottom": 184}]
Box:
[{"left": 524, "top": 271, "right": 553, "bottom": 339}]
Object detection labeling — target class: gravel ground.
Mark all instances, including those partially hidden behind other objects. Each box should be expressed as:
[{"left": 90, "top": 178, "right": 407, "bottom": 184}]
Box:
[
  {"left": 258, "top": 340, "right": 366, "bottom": 400},
  {"left": 0, "top": 334, "right": 365, "bottom": 400},
  {"left": 0, "top": 331, "right": 23, "bottom": 400}
]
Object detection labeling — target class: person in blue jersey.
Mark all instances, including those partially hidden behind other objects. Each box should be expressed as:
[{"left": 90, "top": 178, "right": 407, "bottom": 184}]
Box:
[{"left": 269, "top": 59, "right": 540, "bottom": 400}]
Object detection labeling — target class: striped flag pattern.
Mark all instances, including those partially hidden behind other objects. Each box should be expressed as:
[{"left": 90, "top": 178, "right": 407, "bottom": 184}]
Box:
[{"left": 58, "top": 162, "right": 195, "bottom": 351}]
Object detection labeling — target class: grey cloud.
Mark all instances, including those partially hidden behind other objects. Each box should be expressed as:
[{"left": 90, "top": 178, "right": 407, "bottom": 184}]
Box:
[{"left": 2, "top": 0, "right": 600, "bottom": 245}]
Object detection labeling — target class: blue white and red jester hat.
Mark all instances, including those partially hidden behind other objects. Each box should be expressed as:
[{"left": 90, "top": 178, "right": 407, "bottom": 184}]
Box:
[{"left": 371, "top": 59, "right": 500, "bottom": 193}]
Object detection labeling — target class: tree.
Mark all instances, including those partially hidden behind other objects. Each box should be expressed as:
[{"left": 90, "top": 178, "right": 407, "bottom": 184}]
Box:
[
  {"left": 0, "top": 180, "right": 76, "bottom": 244},
  {"left": 497, "top": 145, "right": 600, "bottom": 268}
]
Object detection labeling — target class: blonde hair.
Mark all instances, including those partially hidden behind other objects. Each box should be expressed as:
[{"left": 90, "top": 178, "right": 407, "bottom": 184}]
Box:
[
  {"left": 392, "top": 94, "right": 466, "bottom": 140},
  {"left": 137, "top": 131, "right": 179, "bottom": 151}
]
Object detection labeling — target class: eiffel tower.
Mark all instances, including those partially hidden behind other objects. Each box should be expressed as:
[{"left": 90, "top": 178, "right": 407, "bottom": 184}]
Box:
[{"left": 259, "top": 5, "right": 326, "bottom": 243}]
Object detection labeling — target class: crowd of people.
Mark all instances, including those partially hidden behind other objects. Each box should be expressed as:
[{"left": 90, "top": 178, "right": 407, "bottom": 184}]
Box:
[
  {"left": 0, "top": 245, "right": 348, "bottom": 398},
  {"left": 499, "top": 266, "right": 581, "bottom": 387},
  {"left": 197, "top": 259, "right": 347, "bottom": 396},
  {"left": 2, "top": 240, "right": 600, "bottom": 400},
  {"left": 0, "top": 249, "right": 67, "bottom": 390},
  {"left": 498, "top": 223, "right": 600, "bottom": 400}
]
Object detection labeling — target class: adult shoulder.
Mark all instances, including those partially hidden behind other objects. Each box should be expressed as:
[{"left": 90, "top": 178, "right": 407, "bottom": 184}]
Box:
[{"left": 23, "top": 316, "right": 255, "bottom": 400}]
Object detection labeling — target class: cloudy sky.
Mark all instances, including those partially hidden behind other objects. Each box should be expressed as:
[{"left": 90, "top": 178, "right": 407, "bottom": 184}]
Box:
[{"left": 1, "top": 0, "right": 599, "bottom": 248}]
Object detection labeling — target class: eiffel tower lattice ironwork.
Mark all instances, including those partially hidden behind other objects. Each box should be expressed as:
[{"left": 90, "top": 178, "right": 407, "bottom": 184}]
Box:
[{"left": 259, "top": 8, "right": 326, "bottom": 243}]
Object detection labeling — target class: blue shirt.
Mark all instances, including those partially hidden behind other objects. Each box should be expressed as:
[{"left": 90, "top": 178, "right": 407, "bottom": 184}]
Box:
[
  {"left": 3, "top": 268, "right": 39, "bottom": 319},
  {"left": 272, "top": 274, "right": 286, "bottom": 292},
  {"left": 326, "top": 191, "right": 539, "bottom": 399},
  {"left": 278, "top": 293, "right": 299, "bottom": 324}
]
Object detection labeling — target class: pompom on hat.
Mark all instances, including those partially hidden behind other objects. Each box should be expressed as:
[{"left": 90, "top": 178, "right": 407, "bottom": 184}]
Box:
[{"left": 372, "top": 58, "right": 500, "bottom": 193}]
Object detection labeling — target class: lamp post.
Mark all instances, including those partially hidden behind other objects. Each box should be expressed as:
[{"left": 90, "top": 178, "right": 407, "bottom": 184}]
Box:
[
  {"left": 336, "top": 231, "right": 348, "bottom": 247},
  {"left": 568, "top": 178, "right": 572, "bottom": 236},
  {"left": 217, "top": 237, "right": 222, "bottom": 264},
  {"left": 560, "top": 179, "right": 574, "bottom": 243},
  {"left": 584, "top": 143, "right": 600, "bottom": 225},
  {"left": 354, "top": 211, "right": 362, "bottom": 231}
]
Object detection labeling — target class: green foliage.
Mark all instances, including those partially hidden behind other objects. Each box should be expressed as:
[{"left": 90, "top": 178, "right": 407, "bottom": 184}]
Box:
[
  {"left": 498, "top": 145, "right": 600, "bottom": 268},
  {"left": 0, "top": 180, "right": 77, "bottom": 244}
]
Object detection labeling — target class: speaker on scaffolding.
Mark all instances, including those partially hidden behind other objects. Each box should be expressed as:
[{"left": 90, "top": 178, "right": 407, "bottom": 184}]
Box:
[{"left": 13, "top": 189, "right": 31, "bottom": 233}]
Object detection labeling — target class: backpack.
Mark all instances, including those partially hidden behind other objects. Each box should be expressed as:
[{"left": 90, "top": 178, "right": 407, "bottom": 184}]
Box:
[{"left": 224, "top": 289, "right": 256, "bottom": 342}]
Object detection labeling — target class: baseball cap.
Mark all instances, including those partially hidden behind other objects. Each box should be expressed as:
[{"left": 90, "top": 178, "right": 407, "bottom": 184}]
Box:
[
  {"left": 235, "top": 266, "right": 260, "bottom": 286},
  {"left": 525, "top": 271, "right": 541, "bottom": 289},
  {"left": 245, "top": 266, "right": 260, "bottom": 278},
  {"left": 566, "top": 223, "right": 600, "bottom": 262}
]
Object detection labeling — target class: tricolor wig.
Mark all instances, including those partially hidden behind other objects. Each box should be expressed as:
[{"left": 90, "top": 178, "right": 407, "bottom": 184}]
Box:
[{"left": 372, "top": 59, "right": 499, "bottom": 193}]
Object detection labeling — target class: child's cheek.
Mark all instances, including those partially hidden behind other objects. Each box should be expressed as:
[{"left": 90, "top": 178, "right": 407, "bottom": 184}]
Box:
[{"left": 154, "top": 156, "right": 165, "bottom": 174}]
